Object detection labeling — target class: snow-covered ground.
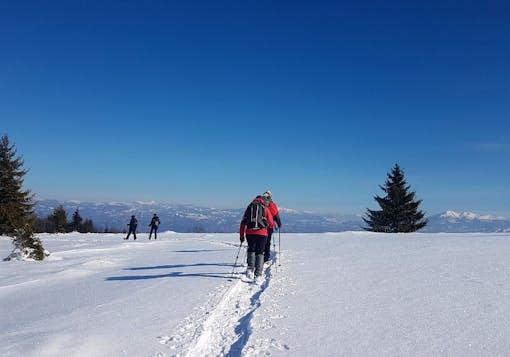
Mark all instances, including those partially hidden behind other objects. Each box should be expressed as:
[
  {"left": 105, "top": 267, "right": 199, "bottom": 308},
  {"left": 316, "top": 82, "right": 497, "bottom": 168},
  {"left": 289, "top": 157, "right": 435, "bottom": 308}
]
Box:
[{"left": 1, "top": 232, "right": 510, "bottom": 356}]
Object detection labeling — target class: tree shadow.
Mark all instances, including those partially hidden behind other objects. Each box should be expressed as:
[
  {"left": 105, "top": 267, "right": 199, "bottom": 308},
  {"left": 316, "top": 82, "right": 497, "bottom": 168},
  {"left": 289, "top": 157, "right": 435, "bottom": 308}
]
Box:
[
  {"left": 126, "top": 262, "right": 234, "bottom": 270},
  {"left": 106, "top": 261, "right": 244, "bottom": 281},
  {"left": 106, "top": 271, "right": 238, "bottom": 281},
  {"left": 171, "top": 249, "right": 230, "bottom": 253}
]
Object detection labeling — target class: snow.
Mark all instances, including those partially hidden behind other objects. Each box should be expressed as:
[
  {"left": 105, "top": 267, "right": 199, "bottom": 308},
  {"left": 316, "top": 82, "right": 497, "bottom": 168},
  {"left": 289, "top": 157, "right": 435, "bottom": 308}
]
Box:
[
  {"left": 440, "top": 210, "right": 507, "bottom": 221},
  {"left": 478, "top": 214, "right": 507, "bottom": 221},
  {"left": 135, "top": 200, "right": 158, "bottom": 205},
  {"left": 1, "top": 232, "right": 510, "bottom": 356},
  {"left": 279, "top": 208, "right": 301, "bottom": 214}
]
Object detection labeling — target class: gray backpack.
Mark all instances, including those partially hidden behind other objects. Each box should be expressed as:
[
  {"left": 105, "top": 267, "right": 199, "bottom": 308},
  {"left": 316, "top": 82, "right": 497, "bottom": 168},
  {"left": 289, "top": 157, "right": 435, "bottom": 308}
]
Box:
[{"left": 244, "top": 200, "right": 268, "bottom": 230}]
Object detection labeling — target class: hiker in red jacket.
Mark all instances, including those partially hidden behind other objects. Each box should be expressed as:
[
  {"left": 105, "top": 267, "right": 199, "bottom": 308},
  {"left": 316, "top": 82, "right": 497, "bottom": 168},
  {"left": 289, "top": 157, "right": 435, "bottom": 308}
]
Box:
[
  {"left": 240, "top": 196, "right": 274, "bottom": 279},
  {"left": 262, "top": 190, "right": 282, "bottom": 263}
]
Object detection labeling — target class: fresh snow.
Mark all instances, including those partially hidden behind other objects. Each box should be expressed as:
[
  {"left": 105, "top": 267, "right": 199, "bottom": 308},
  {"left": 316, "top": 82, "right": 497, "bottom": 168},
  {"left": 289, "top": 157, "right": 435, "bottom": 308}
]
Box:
[{"left": 1, "top": 232, "right": 510, "bottom": 356}]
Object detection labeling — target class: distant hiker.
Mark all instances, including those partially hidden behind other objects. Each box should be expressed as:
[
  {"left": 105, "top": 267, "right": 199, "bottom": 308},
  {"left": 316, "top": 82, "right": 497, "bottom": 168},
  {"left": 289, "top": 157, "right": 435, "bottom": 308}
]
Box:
[
  {"left": 149, "top": 213, "right": 161, "bottom": 240},
  {"left": 125, "top": 215, "right": 138, "bottom": 240},
  {"left": 240, "top": 196, "right": 274, "bottom": 280},
  {"left": 262, "top": 190, "right": 282, "bottom": 263}
]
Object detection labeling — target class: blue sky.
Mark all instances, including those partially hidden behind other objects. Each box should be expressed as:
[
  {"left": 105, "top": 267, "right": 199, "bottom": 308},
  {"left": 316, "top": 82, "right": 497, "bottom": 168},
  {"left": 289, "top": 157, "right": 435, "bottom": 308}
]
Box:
[{"left": 1, "top": 1, "right": 509, "bottom": 215}]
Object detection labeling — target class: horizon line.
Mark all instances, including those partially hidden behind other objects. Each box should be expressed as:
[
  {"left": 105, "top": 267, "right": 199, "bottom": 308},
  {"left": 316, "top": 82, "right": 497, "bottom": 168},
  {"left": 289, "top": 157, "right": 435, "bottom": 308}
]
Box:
[{"left": 33, "top": 198, "right": 509, "bottom": 219}]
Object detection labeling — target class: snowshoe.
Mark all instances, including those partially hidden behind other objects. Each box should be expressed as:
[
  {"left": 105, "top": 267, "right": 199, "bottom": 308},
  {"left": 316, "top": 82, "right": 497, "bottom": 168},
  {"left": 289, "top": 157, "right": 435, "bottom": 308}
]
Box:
[
  {"left": 246, "top": 268, "right": 254, "bottom": 280},
  {"left": 254, "top": 275, "right": 265, "bottom": 285},
  {"left": 241, "top": 275, "right": 253, "bottom": 283}
]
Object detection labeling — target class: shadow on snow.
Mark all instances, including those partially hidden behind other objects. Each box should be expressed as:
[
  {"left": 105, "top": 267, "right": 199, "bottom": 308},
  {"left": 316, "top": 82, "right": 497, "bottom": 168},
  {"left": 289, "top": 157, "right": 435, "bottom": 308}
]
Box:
[
  {"left": 226, "top": 260, "right": 274, "bottom": 356},
  {"left": 171, "top": 249, "right": 231, "bottom": 253},
  {"left": 106, "top": 271, "right": 237, "bottom": 281},
  {"left": 126, "top": 262, "right": 234, "bottom": 270},
  {"left": 106, "top": 262, "right": 242, "bottom": 281}
]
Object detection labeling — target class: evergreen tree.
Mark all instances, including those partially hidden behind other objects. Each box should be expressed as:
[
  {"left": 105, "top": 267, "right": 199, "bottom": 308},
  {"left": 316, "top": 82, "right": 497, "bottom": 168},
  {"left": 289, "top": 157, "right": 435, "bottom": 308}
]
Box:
[
  {"left": 82, "top": 219, "right": 95, "bottom": 233},
  {"left": 0, "top": 135, "right": 47, "bottom": 260},
  {"left": 43, "top": 214, "right": 56, "bottom": 232},
  {"left": 50, "top": 205, "right": 68, "bottom": 233},
  {"left": 69, "top": 208, "right": 83, "bottom": 232},
  {"left": 33, "top": 215, "right": 54, "bottom": 233},
  {"left": 0, "top": 135, "right": 34, "bottom": 235},
  {"left": 364, "top": 164, "right": 427, "bottom": 233}
]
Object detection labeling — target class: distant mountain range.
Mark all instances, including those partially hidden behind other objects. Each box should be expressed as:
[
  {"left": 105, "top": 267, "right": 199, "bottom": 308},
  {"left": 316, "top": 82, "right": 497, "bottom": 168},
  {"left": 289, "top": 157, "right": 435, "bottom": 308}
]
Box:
[
  {"left": 423, "top": 211, "right": 510, "bottom": 233},
  {"left": 34, "top": 199, "right": 362, "bottom": 233},
  {"left": 34, "top": 200, "right": 510, "bottom": 233}
]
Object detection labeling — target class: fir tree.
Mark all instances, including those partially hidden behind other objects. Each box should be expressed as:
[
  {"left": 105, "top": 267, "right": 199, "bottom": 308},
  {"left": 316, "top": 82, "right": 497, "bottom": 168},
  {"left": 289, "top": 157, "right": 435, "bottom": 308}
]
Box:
[
  {"left": 0, "top": 135, "right": 34, "bottom": 235},
  {"left": 364, "top": 164, "right": 427, "bottom": 233},
  {"left": 82, "top": 219, "right": 95, "bottom": 233},
  {"left": 69, "top": 208, "right": 83, "bottom": 232},
  {"left": 50, "top": 205, "right": 68, "bottom": 233},
  {"left": 0, "top": 135, "right": 47, "bottom": 260},
  {"left": 33, "top": 215, "right": 53, "bottom": 233}
]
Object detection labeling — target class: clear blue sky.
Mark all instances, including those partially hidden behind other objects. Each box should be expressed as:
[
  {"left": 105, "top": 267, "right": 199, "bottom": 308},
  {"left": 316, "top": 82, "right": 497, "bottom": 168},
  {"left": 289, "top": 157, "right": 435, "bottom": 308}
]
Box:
[{"left": 1, "top": 1, "right": 509, "bottom": 215}]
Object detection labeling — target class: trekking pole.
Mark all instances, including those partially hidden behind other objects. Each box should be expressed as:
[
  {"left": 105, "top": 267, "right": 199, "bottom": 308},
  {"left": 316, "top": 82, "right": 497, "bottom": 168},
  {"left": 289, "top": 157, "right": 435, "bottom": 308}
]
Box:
[
  {"left": 278, "top": 228, "right": 282, "bottom": 267},
  {"left": 273, "top": 231, "right": 277, "bottom": 273},
  {"left": 230, "top": 242, "right": 243, "bottom": 279}
]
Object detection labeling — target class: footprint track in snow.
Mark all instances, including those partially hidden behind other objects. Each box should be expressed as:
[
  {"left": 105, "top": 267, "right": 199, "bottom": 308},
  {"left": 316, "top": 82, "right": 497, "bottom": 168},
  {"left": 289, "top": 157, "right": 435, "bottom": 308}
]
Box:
[{"left": 157, "top": 261, "right": 277, "bottom": 356}]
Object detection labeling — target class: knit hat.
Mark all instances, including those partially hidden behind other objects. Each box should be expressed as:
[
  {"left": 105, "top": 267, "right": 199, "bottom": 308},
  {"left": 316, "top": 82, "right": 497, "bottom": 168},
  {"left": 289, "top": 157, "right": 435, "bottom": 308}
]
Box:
[{"left": 263, "top": 190, "right": 272, "bottom": 198}]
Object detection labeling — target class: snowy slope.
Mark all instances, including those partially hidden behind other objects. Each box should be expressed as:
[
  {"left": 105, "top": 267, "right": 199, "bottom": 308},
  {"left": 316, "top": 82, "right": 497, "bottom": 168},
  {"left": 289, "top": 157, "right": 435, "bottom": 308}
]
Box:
[{"left": 2, "top": 232, "right": 510, "bottom": 356}]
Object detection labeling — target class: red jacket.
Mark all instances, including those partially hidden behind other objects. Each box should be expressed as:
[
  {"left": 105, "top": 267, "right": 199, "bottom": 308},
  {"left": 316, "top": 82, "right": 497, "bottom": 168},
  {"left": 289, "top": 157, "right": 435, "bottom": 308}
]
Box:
[
  {"left": 240, "top": 198, "right": 274, "bottom": 237},
  {"left": 267, "top": 201, "right": 279, "bottom": 229}
]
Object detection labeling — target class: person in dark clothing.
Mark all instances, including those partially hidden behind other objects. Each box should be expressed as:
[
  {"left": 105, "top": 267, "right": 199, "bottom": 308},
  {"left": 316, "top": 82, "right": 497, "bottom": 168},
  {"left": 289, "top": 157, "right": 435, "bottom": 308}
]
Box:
[
  {"left": 240, "top": 196, "right": 274, "bottom": 279},
  {"left": 262, "top": 190, "right": 282, "bottom": 263},
  {"left": 125, "top": 215, "right": 138, "bottom": 240},
  {"left": 148, "top": 214, "right": 161, "bottom": 240}
]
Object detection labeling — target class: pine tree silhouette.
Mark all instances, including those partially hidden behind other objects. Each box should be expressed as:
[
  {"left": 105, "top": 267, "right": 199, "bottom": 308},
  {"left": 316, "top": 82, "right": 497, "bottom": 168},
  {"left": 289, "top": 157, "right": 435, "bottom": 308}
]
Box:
[
  {"left": 50, "top": 205, "right": 68, "bottom": 233},
  {"left": 364, "top": 164, "right": 427, "bottom": 233},
  {"left": 70, "top": 208, "right": 83, "bottom": 232}
]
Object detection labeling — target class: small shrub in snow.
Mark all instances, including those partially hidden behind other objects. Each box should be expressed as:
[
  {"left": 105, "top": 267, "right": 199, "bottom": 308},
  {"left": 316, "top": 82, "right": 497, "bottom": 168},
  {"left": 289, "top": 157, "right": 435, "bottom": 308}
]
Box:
[{"left": 4, "top": 224, "right": 49, "bottom": 261}]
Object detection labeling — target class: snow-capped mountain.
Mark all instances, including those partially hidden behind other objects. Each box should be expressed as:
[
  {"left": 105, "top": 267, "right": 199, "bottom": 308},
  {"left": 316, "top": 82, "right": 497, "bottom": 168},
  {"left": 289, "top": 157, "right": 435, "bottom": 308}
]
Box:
[
  {"left": 34, "top": 199, "right": 363, "bottom": 233},
  {"left": 425, "top": 211, "right": 510, "bottom": 233},
  {"left": 440, "top": 211, "right": 507, "bottom": 221}
]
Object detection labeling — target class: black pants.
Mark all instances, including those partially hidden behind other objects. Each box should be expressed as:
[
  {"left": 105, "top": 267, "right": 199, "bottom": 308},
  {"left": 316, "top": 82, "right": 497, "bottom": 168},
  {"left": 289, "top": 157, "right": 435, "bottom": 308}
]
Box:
[
  {"left": 149, "top": 226, "right": 158, "bottom": 239},
  {"left": 246, "top": 234, "right": 268, "bottom": 255},
  {"left": 264, "top": 228, "right": 274, "bottom": 262},
  {"left": 125, "top": 229, "right": 137, "bottom": 240}
]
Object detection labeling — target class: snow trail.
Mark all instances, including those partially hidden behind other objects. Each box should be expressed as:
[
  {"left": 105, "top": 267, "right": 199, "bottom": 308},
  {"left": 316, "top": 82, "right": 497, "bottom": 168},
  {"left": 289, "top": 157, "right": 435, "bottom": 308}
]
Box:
[{"left": 158, "top": 260, "right": 275, "bottom": 357}]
